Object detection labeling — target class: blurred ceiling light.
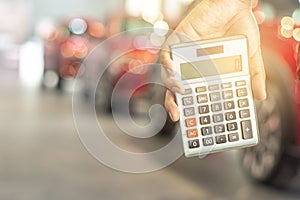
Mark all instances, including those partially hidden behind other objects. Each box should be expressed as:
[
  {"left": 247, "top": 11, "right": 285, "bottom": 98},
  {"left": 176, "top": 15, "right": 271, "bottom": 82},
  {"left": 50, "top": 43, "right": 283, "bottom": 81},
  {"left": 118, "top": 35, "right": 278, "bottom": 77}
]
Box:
[
  {"left": 253, "top": 10, "right": 265, "bottom": 24},
  {"left": 292, "top": 8, "right": 300, "bottom": 25},
  {"left": 293, "top": 28, "right": 300, "bottom": 42},
  {"left": 69, "top": 18, "right": 87, "bottom": 35},
  {"left": 281, "top": 16, "right": 295, "bottom": 30},
  {"left": 154, "top": 20, "right": 169, "bottom": 36},
  {"left": 280, "top": 27, "right": 293, "bottom": 39},
  {"left": 88, "top": 21, "right": 105, "bottom": 38}
]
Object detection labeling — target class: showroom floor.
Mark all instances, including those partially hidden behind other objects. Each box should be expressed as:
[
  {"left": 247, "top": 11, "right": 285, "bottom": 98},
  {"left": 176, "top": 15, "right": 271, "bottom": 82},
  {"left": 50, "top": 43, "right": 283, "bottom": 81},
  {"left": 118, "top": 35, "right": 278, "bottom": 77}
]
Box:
[{"left": 0, "top": 68, "right": 299, "bottom": 200}]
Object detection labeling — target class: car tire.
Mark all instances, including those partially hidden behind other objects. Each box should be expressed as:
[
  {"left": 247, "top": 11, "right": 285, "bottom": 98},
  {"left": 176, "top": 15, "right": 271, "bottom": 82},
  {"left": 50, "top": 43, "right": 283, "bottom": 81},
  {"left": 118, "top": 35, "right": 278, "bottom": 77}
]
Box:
[{"left": 240, "top": 51, "right": 298, "bottom": 188}]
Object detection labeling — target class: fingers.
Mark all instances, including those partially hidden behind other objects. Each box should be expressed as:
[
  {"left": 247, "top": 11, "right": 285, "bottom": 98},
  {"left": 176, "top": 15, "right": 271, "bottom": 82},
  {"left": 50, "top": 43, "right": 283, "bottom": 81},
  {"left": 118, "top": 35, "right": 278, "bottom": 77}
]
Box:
[
  {"left": 164, "top": 90, "right": 180, "bottom": 122},
  {"left": 160, "top": 48, "right": 184, "bottom": 94},
  {"left": 161, "top": 66, "right": 184, "bottom": 94},
  {"left": 249, "top": 49, "right": 267, "bottom": 100}
]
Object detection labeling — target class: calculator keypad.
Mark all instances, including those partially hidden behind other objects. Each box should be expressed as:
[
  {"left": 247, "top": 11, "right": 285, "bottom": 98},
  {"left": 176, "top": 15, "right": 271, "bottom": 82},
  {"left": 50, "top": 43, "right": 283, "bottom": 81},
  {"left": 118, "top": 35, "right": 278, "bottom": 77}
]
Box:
[{"left": 179, "top": 78, "right": 258, "bottom": 156}]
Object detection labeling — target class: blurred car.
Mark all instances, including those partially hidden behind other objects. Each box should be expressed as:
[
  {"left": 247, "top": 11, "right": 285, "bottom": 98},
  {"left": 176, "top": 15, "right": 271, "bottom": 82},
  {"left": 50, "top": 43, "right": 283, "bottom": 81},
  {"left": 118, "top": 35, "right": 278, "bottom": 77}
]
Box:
[
  {"left": 239, "top": 3, "right": 300, "bottom": 187},
  {"left": 93, "top": 11, "right": 163, "bottom": 116},
  {"left": 41, "top": 16, "right": 106, "bottom": 90}
]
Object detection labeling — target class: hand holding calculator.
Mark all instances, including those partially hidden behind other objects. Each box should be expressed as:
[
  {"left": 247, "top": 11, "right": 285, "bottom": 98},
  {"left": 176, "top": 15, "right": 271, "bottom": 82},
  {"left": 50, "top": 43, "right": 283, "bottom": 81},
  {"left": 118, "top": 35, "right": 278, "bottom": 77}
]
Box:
[{"left": 170, "top": 35, "right": 259, "bottom": 157}]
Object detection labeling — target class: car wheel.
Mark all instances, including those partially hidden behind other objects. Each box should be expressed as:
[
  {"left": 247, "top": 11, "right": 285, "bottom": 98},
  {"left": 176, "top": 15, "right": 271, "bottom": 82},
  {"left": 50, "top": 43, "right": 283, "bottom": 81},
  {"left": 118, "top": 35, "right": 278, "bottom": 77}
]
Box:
[{"left": 241, "top": 51, "right": 298, "bottom": 187}]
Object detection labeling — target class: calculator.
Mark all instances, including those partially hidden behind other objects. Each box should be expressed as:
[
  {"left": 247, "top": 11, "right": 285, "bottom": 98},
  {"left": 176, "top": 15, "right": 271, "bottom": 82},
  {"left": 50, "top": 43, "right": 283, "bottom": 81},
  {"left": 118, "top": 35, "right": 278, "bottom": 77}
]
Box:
[{"left": 170, "top": 35, "right": 259, "bottom": 157}]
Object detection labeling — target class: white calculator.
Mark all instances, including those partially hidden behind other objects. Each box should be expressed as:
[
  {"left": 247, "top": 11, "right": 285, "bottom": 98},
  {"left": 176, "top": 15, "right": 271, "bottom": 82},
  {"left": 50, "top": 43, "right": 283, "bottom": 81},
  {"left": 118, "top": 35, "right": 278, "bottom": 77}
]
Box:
[{"left": 170, "top": 35, "right": 259, "bottom": 157}]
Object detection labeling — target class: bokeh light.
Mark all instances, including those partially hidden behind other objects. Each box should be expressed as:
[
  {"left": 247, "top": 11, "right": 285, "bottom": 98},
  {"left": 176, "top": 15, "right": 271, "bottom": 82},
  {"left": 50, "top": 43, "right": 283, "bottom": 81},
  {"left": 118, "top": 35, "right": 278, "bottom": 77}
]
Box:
[
  {"left": 280, "top": 16, "right": 294, "bottom": 30},
  {"left": 293, "top": 28, "right": 300, "bottom": 41},
  {"left": 69, "top": 18, "right": 87, "bottom": 35},
  {"left": 88, "top": 21, "right": 105, "bottom": 38},
  {"left": 60, "top": 37, "right": 88, "bottom": 58},
  {"left": 153, "top": 20, "right": 169, "bottom": 36},
  {"left": 43, "top": 70, "right": 59, "bottom": 88},
  {"left": 280, "top": 27, "right": 293, "bottom": 39}
]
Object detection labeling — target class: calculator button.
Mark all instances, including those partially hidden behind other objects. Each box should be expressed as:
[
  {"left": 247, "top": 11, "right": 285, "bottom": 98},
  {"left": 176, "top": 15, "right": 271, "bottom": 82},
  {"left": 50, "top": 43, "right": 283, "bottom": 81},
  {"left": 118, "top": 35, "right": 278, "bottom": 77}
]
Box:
[
  {"left": 196, "top": 86, "right": 207, "bottom": 93},
  {"left": 215, "top": 135, "right": 227, "bottom": 144},
  {"left": 222, "top": 90, "right": 233, "bottom": 99},
  {"left": 241, "top": 120, "right": 253, "bottom": 139},
  {"left": 201, "top": 127, "right": 212, "bottom": 136},
  {"left": 185, "top": 118, "right": 197, "bottom": 127},
  {"left": 238, "top": 99, "right": 249, "bottom": 108},
  {"left": 211, "top": 103, "right": 222, "bottom": 112},
  {"left": 214, "top": 124, "right": 225, "bottom": 133},
  {"left": 239, "top": 109, "right": 250, "bottom": 118},
  {"left": 182, "top": 96, "right": 194, "bottom": 106},
  {"left": 188, "top": 139, "right": 200, "bottom": 149},
  {"left": 199, "top": 105, "right": 209, "bottom": 114},
  {"left": 237, "top": 88, "right": 248, "bottom": 97},
  {"left": 210, "top": 92, "right": 221, "bottom": 102},
  {"left": 197, "top": 94, "right": 208, "bottom": 104},
  {"left": 203, "top": 137, "right": 214, "bottom": 146},
  {"left": 200, "top": 116, "right": 211, "bottom": 125},
  {"left": 213, "top": 113, "right": 224, "bottom": 123},
  {"left": 227, "top": 122, "right": 238, "bottom": 131},
  {"left": 187, "top": 129, "right": 198, "bottom": 138},
  {"left": 225, "top": 112, "right": 236, "bottom": 121},
  {"left": 224, "top": 101, "right": 235, "bottom": 110},
  {"left": 221, "top": 82, "right": 232, "bottom": 89},
  {"left": 184, "top": 88, "right": 192, "bottom": 95},
  {"left": 208, "top": 84, "right": 219, "bottom": 91},
  {"left": 228, "top": 133, "right": 239, "bottom": 142},
  {"left": 184, "top": 107, "right": 195, "bottom": 117},
  {"left": 235, "top": 80, "right": 246, "bottom": 87}
]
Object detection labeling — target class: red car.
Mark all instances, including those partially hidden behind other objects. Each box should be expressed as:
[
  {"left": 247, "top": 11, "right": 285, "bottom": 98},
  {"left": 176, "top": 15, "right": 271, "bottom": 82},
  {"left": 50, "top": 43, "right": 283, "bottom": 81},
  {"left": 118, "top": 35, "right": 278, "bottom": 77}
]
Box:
[{"left": 240, "top": 15, "right": 300, "bottom": 187}]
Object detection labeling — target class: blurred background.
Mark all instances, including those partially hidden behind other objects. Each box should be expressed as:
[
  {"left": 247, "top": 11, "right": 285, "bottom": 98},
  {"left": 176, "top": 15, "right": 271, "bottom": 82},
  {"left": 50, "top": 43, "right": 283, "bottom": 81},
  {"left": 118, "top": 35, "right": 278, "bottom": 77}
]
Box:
[{"left": 1, "top": 0, "right": 300, "bottom": 199}]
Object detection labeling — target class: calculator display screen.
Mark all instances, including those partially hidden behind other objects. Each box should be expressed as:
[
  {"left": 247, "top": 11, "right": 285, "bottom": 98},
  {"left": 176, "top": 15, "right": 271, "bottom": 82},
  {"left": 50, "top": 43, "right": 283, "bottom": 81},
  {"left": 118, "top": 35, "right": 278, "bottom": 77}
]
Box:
[{"left": 180, "top": 55, "right": 242, "bottom": 80}]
